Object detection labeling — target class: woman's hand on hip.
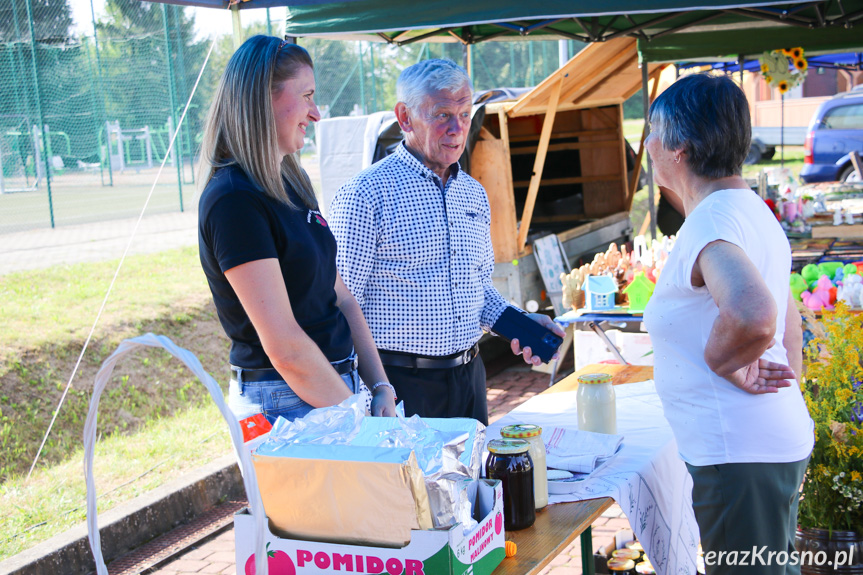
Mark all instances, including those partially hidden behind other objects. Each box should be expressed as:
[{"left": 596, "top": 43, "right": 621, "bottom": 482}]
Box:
[{"left": 724, "top": 357, "right": 795, "bottom": 394}]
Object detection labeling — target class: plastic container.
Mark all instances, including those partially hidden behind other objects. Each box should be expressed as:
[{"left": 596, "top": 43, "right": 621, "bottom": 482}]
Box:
[
  {"left": 576, "top": 373, "right": 617, "bottom": 434},
  {"left": 485, "top": 438, "right": 535, "bottom": 530},
  {"left": 500, "top": 424, "right": 548, "bottom": 510}
]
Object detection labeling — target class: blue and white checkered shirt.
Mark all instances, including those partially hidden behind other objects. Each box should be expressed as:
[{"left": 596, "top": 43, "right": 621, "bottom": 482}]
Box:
[{"left": 330, "top": 142, "right": 509, "bottom": 356}]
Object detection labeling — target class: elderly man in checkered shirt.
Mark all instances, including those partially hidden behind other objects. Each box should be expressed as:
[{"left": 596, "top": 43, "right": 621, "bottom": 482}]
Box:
[{"left": 330, "top": 59, "right": 564, "bottom": 425}]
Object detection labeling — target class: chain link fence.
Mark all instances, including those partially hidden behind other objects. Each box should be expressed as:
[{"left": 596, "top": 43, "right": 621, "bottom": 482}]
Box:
[{"left": 0, "top": 0, "right": 577, "bottom": 235}]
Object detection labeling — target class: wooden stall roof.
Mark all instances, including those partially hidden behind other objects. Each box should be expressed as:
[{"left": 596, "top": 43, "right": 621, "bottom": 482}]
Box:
[{"left": 506, "top": 37, "right": 667, "bottom": 119}]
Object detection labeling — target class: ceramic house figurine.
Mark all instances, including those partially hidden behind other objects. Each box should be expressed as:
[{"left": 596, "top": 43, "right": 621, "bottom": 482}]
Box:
[
  {"left": 582, "top": 275, "right": 618, "bottom": 311},
  {"left": 623, "top": 271, "right": 655, "bottom": 312}
]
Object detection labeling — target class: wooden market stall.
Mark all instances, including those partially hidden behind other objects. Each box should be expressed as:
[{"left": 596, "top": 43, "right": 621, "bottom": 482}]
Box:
[{"left": 469, "top": 37, "right": 669, "bottom": 305}]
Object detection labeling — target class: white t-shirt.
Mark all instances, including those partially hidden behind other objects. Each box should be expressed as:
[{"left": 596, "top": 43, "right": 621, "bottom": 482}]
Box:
[{"left": 643, "top": 189, "right": 813, "bottom": 466}]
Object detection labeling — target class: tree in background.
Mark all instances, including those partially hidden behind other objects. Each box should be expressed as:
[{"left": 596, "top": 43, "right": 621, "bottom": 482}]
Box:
[
  {"left": 0, "top": 0, "right": 73, "bottom": 43},
  {"left": 95, "top": 0, "right": 208, "bottom": 165}
]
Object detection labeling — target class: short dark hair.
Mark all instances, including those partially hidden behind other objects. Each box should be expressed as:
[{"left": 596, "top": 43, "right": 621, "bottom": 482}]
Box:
[{"left": 649, "top": 74, "right": 751, "bottom": 179}]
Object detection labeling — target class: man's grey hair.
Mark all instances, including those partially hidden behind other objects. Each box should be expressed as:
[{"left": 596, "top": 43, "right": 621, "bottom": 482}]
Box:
[
  {"left": 648, "top": 73, "right": 751, "bottom": 180},
  {"left": 397, "top": 59, "right": 473, "bottom": 110}
]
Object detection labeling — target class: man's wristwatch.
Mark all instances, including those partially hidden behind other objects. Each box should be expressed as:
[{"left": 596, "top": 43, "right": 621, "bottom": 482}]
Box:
[{"left": 371, "top": 381, "right": 398, "bottom": 401}]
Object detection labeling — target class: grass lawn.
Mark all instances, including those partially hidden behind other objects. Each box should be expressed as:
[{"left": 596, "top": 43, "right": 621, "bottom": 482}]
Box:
[
  {"left": 0, "top": 246, "right": 233, "bottom": 560},
  {"left": 1, "top": 402, "right": 232, "bottom": 558}
]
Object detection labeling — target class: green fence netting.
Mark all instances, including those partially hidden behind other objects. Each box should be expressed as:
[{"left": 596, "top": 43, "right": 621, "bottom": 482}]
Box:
[{"left": 0, "top": 0, "right": 572, "bottom": 234}]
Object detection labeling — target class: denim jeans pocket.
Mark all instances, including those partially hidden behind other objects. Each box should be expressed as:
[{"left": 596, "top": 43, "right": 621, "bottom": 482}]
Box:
[
  {"left": 270, "top": 386, "right": 307, "bottom": 412},
  {"left": 228, "top": 379, "right": 315, "bottom": 424}
]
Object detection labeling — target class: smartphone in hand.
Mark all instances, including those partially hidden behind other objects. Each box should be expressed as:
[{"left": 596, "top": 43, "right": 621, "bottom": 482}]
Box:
[{"left": 492, "top": 307, "right": 563, "bottom": 364}]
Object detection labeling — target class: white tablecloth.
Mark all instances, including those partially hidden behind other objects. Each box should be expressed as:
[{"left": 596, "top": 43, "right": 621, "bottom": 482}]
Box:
[{"left": 486, "top": 380, "right": 699, "bottom": 575}]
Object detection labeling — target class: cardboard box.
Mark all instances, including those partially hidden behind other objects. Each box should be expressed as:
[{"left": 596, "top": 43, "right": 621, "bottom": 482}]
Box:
[
  {"left": 252, "top": 444, "right": 432, "bottom": 547},
  {"left": 234, "top": 479, "right": 505, "bottom": 575}
]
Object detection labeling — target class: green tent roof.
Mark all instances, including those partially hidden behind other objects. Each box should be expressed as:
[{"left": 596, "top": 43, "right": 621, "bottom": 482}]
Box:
[
  {"left": 145, "top": 0, "right": 863, "bottom": 60},
  {"left": 275, "top": 0, "right": 863, "bottom": 61}
]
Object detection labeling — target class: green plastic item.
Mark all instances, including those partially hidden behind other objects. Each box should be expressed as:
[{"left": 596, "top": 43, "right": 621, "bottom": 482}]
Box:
[
  {"left": 818, "top": 262, "right": 843, "bottom": 279},
  {"left": 844, "top": 263, "right": 858, "bottom": 276},
  {"left": 801, "top": 264, "right": 822, "bottom": 285},
  {"left": 790, "top": 273, "right": 808, "bottom": 301}
]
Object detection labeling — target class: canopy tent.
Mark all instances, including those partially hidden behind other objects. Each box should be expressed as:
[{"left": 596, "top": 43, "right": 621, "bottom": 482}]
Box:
[
  {"left": 232, "top": 1, "right": 863, "bottom": 61},
  {"left": 149, "top": 0, "right": 863, "bottom": 60}
]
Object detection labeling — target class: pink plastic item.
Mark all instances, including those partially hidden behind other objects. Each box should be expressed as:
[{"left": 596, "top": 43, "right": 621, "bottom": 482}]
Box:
[
  {"left": 801, "top": 290, "right": 833, "bottom": 311},
  {"left": 801, "top": 276, "right": 835, "bottom": 311}
]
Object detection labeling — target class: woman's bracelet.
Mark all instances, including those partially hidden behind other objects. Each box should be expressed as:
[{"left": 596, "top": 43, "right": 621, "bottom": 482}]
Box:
[{"left": 371, "top": 381, "right": 398, "bottom": 401}]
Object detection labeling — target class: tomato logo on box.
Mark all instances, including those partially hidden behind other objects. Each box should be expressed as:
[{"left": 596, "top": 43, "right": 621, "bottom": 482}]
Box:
[
  {"left": 245, "top": 543, "right": 295, "bottom": 575},
  {"left": 495, "top": 512, "right": 503, "bottom": 535}
]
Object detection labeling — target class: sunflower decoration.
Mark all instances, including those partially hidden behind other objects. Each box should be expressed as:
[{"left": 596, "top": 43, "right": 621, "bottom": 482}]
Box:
[{"left": 759, "top": 47, "right": 808, "bottom": 94}]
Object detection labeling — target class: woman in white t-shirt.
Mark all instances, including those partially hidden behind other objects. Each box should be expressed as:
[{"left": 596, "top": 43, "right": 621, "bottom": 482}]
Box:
[{"left": 642, "top": 74, "right": 813, "bottom": 575}]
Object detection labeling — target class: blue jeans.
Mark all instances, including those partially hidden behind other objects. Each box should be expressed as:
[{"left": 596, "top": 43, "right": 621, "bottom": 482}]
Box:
[{"left": 228, "top": 354, "right": 369, "bottom": 423}]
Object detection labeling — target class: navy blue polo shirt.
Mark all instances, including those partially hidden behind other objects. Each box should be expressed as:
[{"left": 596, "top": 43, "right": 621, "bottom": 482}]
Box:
[{"left": 198, "top": 165, "right": 353, "bottom": 369}]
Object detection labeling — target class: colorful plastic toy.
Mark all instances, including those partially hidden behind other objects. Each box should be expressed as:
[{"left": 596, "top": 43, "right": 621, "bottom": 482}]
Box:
[{"left": 800, "top": 264, "right": 823, "bottom": 287}]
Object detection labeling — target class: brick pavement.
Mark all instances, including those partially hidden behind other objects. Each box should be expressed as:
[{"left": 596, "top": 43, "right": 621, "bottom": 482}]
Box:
[{"left": 146, "top": 361, "right": 633, "bottom": 575}]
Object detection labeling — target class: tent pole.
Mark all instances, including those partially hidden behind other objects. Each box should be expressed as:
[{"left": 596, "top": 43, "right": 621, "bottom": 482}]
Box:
[
  {"left": 358, "top": 42, "right": 365, "bottom": 114},
  {"left": 231, "top": 4, "right": 242, "bottom": 50},
  {"left": 558, "top": 39, "right": 568, "bottom": 68},
  {"left": 739, "top": 54, "right": 744, "bottom": 85},
  {"left": 642, "top": 62, "right": 657, "bottom": 240},
  {"left": 781, "top": 93, "right": 785, "bottom": 168}
]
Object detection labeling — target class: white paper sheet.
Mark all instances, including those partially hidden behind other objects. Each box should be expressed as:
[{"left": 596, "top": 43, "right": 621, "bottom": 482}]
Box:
[{"left": 544, "top": 427, "right": 623, "bottom": 474}]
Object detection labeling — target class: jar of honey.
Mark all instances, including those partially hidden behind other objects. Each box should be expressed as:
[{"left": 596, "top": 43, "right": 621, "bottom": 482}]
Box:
[
  {"left": 576, "top": 373, "right": 617, "bottom": 434},
  {"left": 613, "top": 548, "right": 642, "bottom": 563},
  {"left": 636, "top": 560, "right": 656, "bottom": 574},
  {"left": 607, "top": 558, "right": 636, "bottom": 574},
  {"left": 500, "top": 424, "right": 547, "bottom": 510},
  {"left": 485, "top": 439, "right": 535, "bottom": 530}
]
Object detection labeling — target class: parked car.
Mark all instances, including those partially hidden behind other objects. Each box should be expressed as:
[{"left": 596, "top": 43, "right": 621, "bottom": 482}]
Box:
[{"left": 800, "top": 86, "right": 863, "bottom": 183}]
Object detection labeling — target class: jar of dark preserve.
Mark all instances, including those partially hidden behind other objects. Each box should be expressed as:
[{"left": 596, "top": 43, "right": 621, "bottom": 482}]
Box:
[{"left": 485, "top": 438, "right": 535, "bottom": 530}]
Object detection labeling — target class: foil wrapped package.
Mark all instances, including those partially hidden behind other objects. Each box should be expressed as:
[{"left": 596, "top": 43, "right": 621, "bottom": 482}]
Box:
[
  {"left": 353, "top": 410, "right": 486, "bottom": 530},
  {"left": 252, "top": 396, "right": 485, "bottom": 546}
]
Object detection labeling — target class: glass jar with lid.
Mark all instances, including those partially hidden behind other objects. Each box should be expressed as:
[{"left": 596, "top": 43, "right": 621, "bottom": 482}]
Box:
[
  {"left": 612, "top": 548, "right": 642, "bottom": 563},
  {"left": 607, "top": 558, "right": 637, "bottom": 574},
  {"left": 500, "top": 424, "right": 548, "bottom": 510},
  {"left": 636, "top": 560, "right": 656, "bottom": 574},
  {"left": 576, "top": 373, "right": 617, "bottom": 434},
  {"left": 485, "top": 438, "right": 535, "bottom": 530},
  {"left": 624, "top": 540, "right": 644, "bottom": 562}
]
